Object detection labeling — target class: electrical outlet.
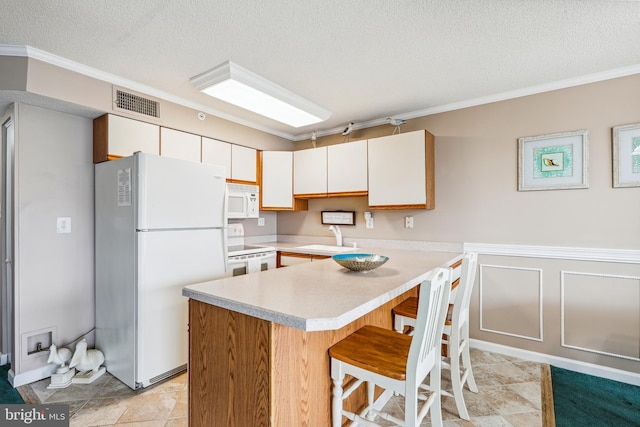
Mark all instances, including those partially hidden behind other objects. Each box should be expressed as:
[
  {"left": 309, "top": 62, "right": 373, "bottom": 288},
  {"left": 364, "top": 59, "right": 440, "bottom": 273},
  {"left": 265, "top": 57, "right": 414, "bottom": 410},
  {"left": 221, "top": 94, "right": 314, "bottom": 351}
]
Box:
[
  {"left": 404, "top": 216, "right": 414, "bottom": 229},
  {"left": 56, "top": 217, "right": 71, "bottom": 233},
  {"left": 258, "top": 217, "right": 265, "bottom": 226}
]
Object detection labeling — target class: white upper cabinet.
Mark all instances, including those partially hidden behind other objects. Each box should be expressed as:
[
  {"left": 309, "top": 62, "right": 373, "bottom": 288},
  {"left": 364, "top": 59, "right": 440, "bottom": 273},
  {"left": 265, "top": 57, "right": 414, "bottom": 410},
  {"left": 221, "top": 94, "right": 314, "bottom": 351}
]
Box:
[
  {"left": 202, "top": 139, "right": 257, "bottom": 183},
  {"left": 261, "top": 151, "right": 307, "bottom": 211},
  {"left": 93, "top": 114, "right": 159, "bottom": 163},
  {"left": 328, "top": 140, "right": 368, "bottom": 195},
  {"left": 231, "top": 145, "right": 257, "bottom": 183},
  {"left": 202, "top": 137, "right": 232, "bottom": 179},
  {"left": 160, "top": 128, "right": 201, "bottom": 163},
  {"left": 367, "top": 130, "right": 435, "bottom": 209},
  {"left": 294, "top": 147, "right": 327, "bottom": 196}
]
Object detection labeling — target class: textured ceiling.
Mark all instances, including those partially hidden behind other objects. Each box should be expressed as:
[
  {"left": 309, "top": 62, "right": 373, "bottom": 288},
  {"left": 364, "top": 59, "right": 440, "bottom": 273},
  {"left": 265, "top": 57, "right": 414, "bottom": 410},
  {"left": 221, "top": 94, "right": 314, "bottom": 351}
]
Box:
[{"left": 1, "top": 0, "right": 640, "bottom": 140}]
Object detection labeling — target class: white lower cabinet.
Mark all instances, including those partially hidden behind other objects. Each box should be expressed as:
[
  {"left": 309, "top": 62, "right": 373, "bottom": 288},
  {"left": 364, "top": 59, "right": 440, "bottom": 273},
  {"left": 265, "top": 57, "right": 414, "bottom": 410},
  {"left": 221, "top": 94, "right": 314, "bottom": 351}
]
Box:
[{"left": 277, "top": 252, "right": 330, "bottom": 267}]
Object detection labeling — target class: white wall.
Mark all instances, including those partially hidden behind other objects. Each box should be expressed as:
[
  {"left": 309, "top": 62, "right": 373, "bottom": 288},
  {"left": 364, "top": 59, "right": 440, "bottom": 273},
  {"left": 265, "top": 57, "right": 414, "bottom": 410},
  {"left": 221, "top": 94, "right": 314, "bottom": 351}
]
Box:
[{"left": 13, "top": 103, "right": 94, "bottom": 380}]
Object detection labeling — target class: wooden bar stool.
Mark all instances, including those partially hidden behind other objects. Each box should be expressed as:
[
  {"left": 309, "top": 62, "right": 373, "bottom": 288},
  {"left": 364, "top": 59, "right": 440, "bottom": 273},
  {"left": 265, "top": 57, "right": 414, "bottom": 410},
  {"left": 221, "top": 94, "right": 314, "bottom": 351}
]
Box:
[
  {"left": 328, "top": 267, "right": 451, "bottom": 427},
  {"left": 391, "top": 252, "right": 479, "bottom": 420}
]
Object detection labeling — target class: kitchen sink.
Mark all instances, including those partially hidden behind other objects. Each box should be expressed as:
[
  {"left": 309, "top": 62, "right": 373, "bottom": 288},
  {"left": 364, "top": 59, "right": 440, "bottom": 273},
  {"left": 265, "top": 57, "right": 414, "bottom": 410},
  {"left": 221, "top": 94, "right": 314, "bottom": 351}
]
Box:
[{"left": 295, "top": 244, "right": 355, "bottom": 253}]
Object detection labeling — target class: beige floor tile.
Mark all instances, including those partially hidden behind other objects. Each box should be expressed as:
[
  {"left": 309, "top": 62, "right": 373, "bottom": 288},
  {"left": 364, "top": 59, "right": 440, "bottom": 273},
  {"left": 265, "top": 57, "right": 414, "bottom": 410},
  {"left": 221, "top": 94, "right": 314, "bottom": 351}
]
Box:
[
  {"left": 481, "top": 385, "right": 539, "bottom": 415},
  {"left": 117, "top": 391, "right": 179, "bottom": 424},
  {"left": 93, "top": 376, "right": 139, "bottom": 399},
  {"left": 505, "top": 382, "right": 541, "bottom": 408},
  {"left": 69, "top": 396, "right": 131, "bottom": 426},
  {"left": 164, "top": 419, "right": 188, "bottom": 427},
  {"left": 472, "top": 362, "right": 538, "bottom": 387},
  {"left": 502, "top": 411, "right": 541, "bottom": 427},
  {"left": 114, "top": 421, "right": 166, "bottom": 427},
  {"left": 167, "top": 389, "right": 188, "bottom": 419}
]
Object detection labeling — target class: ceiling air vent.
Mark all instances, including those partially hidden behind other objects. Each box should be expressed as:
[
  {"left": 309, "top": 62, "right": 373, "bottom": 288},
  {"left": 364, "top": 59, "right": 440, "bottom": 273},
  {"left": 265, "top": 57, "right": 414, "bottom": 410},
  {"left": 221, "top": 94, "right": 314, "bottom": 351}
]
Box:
[{"left": 112, "top": 87, "right": 161, "bottom": 119}]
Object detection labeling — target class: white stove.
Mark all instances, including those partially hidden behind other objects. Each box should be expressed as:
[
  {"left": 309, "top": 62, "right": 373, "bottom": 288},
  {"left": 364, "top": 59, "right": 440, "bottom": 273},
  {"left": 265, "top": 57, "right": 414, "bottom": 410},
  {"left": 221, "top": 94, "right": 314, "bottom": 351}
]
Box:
[{"left": 226, "top": 224, "right": 276, "bottom": 276}]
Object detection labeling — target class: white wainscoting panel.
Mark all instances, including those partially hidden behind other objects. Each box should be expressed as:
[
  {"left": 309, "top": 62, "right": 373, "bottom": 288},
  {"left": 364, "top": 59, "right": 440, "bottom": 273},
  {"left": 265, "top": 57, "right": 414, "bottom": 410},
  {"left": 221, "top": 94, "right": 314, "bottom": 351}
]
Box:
[
  {"left": 479, "top": 264, "right": 543, "bottom": 342},
  {"left": 561, "top": 270, "right": 640, "bottom": 361}
]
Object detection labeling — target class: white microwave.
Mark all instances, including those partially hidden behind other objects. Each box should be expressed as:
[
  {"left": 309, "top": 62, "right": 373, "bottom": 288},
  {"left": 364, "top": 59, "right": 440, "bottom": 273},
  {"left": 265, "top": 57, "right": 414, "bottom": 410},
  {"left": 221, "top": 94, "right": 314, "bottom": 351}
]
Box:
[{"left": 227, "top": 183, "right": 259, "bottom": 219}]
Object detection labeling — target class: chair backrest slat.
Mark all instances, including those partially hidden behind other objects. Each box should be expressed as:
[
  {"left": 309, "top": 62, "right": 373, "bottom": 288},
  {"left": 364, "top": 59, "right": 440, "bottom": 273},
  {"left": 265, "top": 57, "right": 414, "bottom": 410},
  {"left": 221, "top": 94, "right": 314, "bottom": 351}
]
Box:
[
  {"left": 407, "top": 267, "right": 451, "bottom": 386},
  {"left": 452, "top": 253, "right": 478, "bottom": 326}
]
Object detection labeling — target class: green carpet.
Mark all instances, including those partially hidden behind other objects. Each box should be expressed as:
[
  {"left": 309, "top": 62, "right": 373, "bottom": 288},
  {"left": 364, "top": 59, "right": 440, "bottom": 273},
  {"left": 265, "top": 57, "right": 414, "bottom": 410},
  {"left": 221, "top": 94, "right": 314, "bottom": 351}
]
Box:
[
  {"left": 0, "top": 364, "right": 24, "bottom": 404},
  {"left": 551, "top": 365, "right": 640, "bottom": 427}
]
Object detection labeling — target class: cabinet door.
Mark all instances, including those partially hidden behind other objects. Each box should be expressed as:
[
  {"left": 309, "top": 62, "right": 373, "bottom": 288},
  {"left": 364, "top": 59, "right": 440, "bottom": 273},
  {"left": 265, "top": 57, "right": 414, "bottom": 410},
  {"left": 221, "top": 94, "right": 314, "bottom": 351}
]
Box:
[
  {"left": 328, "top": 140, "right": 368, "bottom": 195},
  {"left": 94, "top": 114, "right": 160, "bottom": 163},
  {"left": 202, "top": 137, "right": 232, "bottom": 179},
  {"left": 278, "top": 253, "right": 312, "bottom": 267},
  {"left": 294, "top": 147, "right": 327, "bottom": 196},
  {"left": 160, "top": 128, "right": 201, "bottom": 163},
  {"left": 367, "top": 130, "right": 434, "bottom": 209},
  {"left": 231, "top": 145, "right": 257, "bottom": 183},
  {"left": 261, "top": 151, "right": 294, "bottom": 209}
]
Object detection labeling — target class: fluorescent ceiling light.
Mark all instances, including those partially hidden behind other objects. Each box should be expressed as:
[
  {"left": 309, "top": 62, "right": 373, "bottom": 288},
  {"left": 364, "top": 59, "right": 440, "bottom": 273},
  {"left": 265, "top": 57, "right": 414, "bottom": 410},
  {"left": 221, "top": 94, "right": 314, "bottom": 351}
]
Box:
[{"left": 190, "top": 61, "right": 331, "bottom": 128}]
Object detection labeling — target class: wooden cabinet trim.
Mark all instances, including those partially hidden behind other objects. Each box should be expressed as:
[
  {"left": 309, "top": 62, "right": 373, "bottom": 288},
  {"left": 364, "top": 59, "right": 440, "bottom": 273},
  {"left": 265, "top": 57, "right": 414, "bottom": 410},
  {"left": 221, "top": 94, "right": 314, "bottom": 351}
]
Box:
[
  {"left": 327, "top": 191, "right": 368, "bottom": 198},
  {"left": 93, "top": 114, "right": 109, "bottom": 163},
  {"left": 368, "top": 204, "right": 428, "bottom": 210}
]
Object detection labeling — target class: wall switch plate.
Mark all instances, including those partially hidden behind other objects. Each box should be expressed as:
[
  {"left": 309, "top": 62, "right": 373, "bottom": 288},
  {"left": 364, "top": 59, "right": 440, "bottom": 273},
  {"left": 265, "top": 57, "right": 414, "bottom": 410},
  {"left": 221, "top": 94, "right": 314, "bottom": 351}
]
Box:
[
  {"left": 404, "top": 216, "right": 414, "bottom": 229},
  {"left": 364, "top": 211, "right": 374, "bottom": 229},
  {"left": 258, "top": 217, "right": 265, "bottom": 226},
  {"left": 56, "top": 217, "right": 71, "bottom": 233}
]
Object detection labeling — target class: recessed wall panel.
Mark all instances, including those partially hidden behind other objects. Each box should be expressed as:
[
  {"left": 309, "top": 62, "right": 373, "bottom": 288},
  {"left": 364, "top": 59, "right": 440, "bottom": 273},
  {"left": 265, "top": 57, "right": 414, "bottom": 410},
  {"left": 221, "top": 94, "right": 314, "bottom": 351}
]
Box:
[
  {"left": 562, "top": 271, "right": 640, "bottom": 361},
  {"left": 480, "top": 264, "right": 542, "bottom": 341}
]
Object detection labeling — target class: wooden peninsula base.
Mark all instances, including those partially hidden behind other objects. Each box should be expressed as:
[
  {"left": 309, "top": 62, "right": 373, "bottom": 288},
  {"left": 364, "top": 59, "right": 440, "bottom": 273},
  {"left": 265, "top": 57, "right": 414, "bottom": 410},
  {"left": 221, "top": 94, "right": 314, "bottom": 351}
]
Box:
[{"left": 188, "top": 288, "right": 418, "bottom": 427}]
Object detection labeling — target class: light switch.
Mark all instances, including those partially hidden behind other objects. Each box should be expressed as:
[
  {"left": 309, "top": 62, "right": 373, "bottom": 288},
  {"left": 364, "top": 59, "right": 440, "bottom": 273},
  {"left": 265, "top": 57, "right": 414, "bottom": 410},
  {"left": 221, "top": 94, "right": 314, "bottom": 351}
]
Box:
[
  {"left": 57, "top": 217, "right": 71, "bottom": 234},
  {"left": 364, "top": 212, "right": 374, "bottom": 229}
]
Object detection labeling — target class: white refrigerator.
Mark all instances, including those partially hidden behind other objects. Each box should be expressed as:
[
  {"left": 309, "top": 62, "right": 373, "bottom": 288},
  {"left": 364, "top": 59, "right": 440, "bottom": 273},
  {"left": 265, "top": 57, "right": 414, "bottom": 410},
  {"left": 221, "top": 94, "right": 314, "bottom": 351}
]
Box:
[{"left": 95, "top": 152, "right": 227, "bottom": 389}]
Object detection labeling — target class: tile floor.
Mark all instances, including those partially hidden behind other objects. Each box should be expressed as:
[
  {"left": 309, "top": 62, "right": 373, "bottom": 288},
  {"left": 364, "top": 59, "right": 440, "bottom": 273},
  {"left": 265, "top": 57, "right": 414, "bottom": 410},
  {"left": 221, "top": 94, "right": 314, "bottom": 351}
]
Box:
[{"left": 20, "top": 348, "right": 541, "bottom": 427}]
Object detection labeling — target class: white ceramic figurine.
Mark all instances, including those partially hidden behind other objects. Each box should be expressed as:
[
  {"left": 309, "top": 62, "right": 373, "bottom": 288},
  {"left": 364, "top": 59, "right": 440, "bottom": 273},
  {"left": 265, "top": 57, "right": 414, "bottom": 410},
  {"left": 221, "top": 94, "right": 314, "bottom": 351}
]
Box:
[
  {"left": 69, "top": 339, "right": 105, "bottom": 373},
  {"left": 47, "top": 344, "right": 72, "bottom": 374}
]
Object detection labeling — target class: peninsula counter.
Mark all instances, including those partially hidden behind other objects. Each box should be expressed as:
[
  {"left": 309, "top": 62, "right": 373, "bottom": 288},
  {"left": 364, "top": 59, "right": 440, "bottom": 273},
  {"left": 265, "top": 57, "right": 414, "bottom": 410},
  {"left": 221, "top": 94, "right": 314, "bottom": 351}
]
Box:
[{"left": 182, "top": 248, "right": 460, "bottom": 426}]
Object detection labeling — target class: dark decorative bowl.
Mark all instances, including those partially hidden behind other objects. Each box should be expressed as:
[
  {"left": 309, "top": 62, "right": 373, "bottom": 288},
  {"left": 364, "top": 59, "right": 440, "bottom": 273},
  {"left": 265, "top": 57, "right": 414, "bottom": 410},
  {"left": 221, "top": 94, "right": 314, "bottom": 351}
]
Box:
[{"left": 332, "top": 253, "right": 389, "bottom": 272}]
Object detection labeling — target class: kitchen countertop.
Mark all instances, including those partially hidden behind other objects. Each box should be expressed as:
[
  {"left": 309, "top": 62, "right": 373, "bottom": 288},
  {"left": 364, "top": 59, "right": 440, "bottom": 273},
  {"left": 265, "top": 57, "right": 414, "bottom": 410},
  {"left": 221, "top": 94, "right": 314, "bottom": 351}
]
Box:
[{"left": 182, "top": 247, "right": 460, "bottom": 331}]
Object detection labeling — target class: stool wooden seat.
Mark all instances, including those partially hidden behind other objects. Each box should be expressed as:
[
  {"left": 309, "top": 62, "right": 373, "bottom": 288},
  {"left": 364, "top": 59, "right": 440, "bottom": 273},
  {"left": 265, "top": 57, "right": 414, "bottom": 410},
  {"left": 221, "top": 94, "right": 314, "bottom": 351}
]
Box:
[
  {"left": 329, "top": 267, "right": 451, "bottom": 427},
  {"left": 391, "top": 252, "right": 479, "bottom": 421}
]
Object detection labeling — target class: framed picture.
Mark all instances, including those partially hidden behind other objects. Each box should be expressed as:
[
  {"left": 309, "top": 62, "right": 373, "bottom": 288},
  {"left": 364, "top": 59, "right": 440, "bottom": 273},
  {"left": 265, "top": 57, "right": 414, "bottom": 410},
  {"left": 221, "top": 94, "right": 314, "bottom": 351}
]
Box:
[
  {"left": 518, "top": 129, "right": 589, "bottom": 191},
  {"left": 321, "top": 211, "right": 356, "bottom": 225},
  {"left": 612, "top": 122, "right": 640, "bottom": 188}
]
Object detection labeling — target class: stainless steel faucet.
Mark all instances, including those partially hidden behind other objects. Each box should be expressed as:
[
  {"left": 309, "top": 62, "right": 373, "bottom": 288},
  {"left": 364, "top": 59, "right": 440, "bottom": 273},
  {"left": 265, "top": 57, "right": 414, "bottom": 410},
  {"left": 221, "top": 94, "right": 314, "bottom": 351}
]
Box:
[{"left": 328, "top": 225, "right": 343, "bottom": 247}]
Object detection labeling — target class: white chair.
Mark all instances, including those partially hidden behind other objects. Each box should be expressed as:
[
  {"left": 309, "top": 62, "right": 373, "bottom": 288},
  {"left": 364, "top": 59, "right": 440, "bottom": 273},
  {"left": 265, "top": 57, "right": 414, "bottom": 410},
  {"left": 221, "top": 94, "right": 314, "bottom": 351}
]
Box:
[
  {"left": 328, "top": 267, "right": 451, "bottom": 427},
  {"left": 391, "top": 252, "right": 479, "bottom": 420}
]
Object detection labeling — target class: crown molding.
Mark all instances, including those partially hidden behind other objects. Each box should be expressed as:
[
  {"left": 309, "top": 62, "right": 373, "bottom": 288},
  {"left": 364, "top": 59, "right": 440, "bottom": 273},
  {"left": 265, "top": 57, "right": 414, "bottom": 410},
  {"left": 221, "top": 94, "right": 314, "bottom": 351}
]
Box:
[
  {"left": 292, "top": 63, "right": 640, "bottom": 142},
  {"left": 3, "top": 44, "right": 640, "bottom": 143},
  {"left": 0, "top": 44, "right": 298, "bottom": 141}
]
